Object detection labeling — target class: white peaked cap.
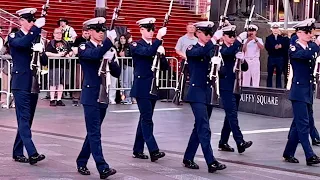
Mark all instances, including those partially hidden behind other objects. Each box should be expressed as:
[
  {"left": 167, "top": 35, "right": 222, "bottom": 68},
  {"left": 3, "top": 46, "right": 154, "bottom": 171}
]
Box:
[
  {"left": 16, "top": 8, "right": 37, "bottom": 16},
  {"left": 136, "top": 18, "right": 156, "bottom": 25},
  {"left": 83, "top": 17, "right": 106, "bottom": 26}
]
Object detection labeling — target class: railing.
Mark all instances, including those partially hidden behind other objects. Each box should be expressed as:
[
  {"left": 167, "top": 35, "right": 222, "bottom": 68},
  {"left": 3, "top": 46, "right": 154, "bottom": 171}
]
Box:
[
  {"left": 0, "top": 56, "right": 179, "bottom": 109},
  {"left": 177, "top": 0, "right": 210, "bottom": 17}
]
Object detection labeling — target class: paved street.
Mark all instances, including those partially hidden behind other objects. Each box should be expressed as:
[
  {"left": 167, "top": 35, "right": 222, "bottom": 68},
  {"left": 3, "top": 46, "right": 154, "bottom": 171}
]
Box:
[{"left": 0, "top": 96, "right": 320, "bottom": 180}]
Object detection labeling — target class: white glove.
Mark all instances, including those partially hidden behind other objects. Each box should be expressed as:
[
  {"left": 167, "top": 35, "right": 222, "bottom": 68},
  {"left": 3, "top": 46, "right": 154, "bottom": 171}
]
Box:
[
  {"left": 107, "top": 30, "right": 117, "bottom": 42},
  {"left": 235, "top": 52, "right": 244, "bottom": 60},
  {"left": 103, "top": 50, "right": 115, "bottom": 62},
  {"left": 157, "top": 45, "right": 165, "bottom": 55},
  {"left": 238, "top": 32, "right": 248, "bottom": 41},
  {"left": 34, "top": 17, "right": 46, "bottom": 28},
  {"left": 32, "top": 43, "right": 43, "bottom": 53},
  {"left": 213, "top": 30, "right": 223, "bottom": 40},
  {"left": 157, "top": 27, "right": 167, "bottom": 38},
  {"left": 211, "top": 56, "right": 222, "bottom": 65}
]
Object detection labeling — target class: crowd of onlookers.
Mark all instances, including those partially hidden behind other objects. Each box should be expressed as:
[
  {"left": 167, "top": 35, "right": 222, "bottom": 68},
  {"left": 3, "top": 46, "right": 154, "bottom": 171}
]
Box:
[{"left": 0, "top": 18, "right": 135, "bottom": 108}]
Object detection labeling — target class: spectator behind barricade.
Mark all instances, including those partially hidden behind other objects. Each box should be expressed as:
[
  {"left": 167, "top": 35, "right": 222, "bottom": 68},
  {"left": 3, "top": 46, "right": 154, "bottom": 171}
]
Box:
[
  {"left": 281, "top": 30, "right": 290, "bottom": 87},
  {"left": 58, "top": 18, "right": 77, "bottom": 46},
  {"left": 242, "top": 24, "right": 264, "bottom": 87},
  {"left": 175, "top": 22, "right": 197, "bottom": 60},
  {"left": 174, "top": 22, "right": 197, "bottom": 100},
  {"left": 70, "top": 26, "right": 90, "bottom": 106},
  {"left": 117, "top": 34, "right": 133, "bottom": 104},
  {"left": 72, "top": 25, "right": 90, "bottom": 55},
  {"left": 265, "top": 23, "right": 287, "bottom": 88},
  {"left": 45, "top": 28, "right": 73, "bottom": 107},
  {"left": 0, "top": 27, "right": 19, "bottom": 107}
]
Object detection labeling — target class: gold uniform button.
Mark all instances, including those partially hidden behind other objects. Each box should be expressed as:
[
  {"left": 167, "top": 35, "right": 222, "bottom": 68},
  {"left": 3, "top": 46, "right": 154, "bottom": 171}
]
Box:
[
  {"left": 192, "top": 84, "right": 195, "bottom": 86},
  {"left": 207, "top": 82, "right": 209, "bottom": 84},
  {"left": 297, "top": 82, "right": 299, "bottom": 84},
  {"left": 87, "top": 85, "right": 90, "bottom": 87},
  {"left": 138, "top": 76, "right": 141, "bottom": 78}
]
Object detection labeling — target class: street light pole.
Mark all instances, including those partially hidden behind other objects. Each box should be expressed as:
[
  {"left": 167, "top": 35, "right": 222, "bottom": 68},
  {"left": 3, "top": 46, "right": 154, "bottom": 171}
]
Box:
[{"left": 95, "top": 0, "right": 106, "bottom": 18}]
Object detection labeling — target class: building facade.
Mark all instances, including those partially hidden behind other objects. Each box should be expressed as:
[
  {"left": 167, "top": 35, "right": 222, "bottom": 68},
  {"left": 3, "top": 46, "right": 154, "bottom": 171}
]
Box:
[{"left": 211, "top": 0, "right": 320, "bottom": 22}]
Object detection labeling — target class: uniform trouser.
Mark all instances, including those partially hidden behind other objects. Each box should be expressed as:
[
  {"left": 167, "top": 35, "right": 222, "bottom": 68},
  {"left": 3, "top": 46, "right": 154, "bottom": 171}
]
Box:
[
  {"left": 183, "top": 102, "right": 216, "bottom": 165},
  {"left": 242, "top": 57, "right": 260, "bottom": 87},
  {"left": 109, "top": 76, "right": 118, "bottom": 103},
  {"left": 219, "top": 91, "right": 244, "bottom": 145},
  {"left": 76, "top": 104, "right": 109, "bottom": 172},
  {"left": 283, "top": 59, "right": 289, "bottom": 87},
  {"left": 288, "top": 104, "right": 320, "bottom": 141},
  {"left": 267, "top": 57, "right": 284, "bottom": 88},
  {"left": 133, "top": 98, "right": 159, "bottom": 154},
  {"left": 12, "top": 90, "right": 38, "bottom": 157},
  {"left": 283, "top": 101, "right": 315, "bottom": 159}
]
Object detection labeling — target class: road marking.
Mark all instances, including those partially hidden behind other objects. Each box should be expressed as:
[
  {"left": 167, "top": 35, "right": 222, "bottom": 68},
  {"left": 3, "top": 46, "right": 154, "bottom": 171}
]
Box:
[
  {"left": 0, "top": 126, "right": 319, "bottom": 179},
  {"left": 214, "top": 128, "right": 290, "bottom": 135},
  {"left": 110, "top": 108, "right": 182, "bottom": 113}
]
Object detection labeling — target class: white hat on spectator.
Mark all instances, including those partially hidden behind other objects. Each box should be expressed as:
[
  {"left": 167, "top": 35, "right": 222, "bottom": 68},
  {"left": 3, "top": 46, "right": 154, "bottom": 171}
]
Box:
[
  {"left": 16, "top": 8, "right": 37, "bottom": 21},
  {"left": 270, "top": 23, "right": 280, "bottom": 29},
  {"left": 136, "top": 18, "right": 156, "bottom": 26},
  {"left": 248, "top": 24, "right": 258, "bottom": 31}
]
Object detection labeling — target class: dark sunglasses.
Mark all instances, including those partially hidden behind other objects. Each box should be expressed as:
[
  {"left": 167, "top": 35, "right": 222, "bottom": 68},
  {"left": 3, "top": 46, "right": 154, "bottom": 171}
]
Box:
[
  {"left": 147, "top": 26, "right": 155, "bottom": 32},
  {"left": 95, "top": 28, "right": 106, "bottom": 33}
]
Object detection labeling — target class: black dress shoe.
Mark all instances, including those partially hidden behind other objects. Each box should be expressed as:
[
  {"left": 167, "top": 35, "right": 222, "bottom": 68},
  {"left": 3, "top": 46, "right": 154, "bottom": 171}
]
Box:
[
  {"left": 208, "top": 161, "right": 227, "bottom": 173},
  {"left": 133, "top": 152, "right": 149, "bottom": 159},
  {"left": 77, "top": 166, "right": 90, "bottom": 175},
  {"left": 13, "top": 156, "right": 29, "bottom": 163},
  {"left": 218, "top": 144, "right": 235, "bottom": 152},
  {"left": 56, "top": 100, "right": 65, "bottom": 106},
  {"left": 183, "top": 159, "right": 199, "bottom": 169},
  {"left": 312, "top": 139, "right": 320, "bottom": 146},
  {"left": 99, "top": 168, "right": 116, "bottom": 179},
  {"left": 237, "top": 141, "right": 253, "bottom": 153},
  {"left": 283, "top": 156, "right": 299, "bottom": 163},
  {"left": 150, "top": 151, "right": 165, "bottom": 162},
  {"left": 29, "top": 154, "right": 45, "bottom": 165},
  {"left": 50, "top": 100, "right": 57, "bottom": 106},
  {"left": 307, "top": 155, "right": 320, "bottom": 166}
]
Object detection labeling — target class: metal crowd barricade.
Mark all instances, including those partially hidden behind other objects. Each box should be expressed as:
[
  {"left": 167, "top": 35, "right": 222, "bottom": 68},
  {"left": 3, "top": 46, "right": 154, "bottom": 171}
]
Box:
[
  {"left": 1, "top": 56, "right": 179, "bottom": 108},
  {"left": 41, "top": 57, "right": 83, "bottom": 93},
  {"left": 0, "top": 56, "right": 12, "bottom": 109}
]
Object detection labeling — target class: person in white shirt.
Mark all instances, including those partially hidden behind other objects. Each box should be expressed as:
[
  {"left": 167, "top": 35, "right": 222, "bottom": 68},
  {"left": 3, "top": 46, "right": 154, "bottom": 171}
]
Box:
[{"left": 242, "top": 24, "right": 264, "bottom": 87}]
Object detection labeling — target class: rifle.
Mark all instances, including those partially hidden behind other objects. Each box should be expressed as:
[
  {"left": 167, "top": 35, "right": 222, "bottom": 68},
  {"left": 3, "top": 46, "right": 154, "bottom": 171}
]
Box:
[
  {"left": 209, "top": 0, "right": 230, "bottom": 105},
  {"left": 98, "top": 0, "right": 122, "bottom": 104},
  {"left": 313, "top": 56, "right": 320, "bottom": 99},
  {"left": 233, "top": 3, "right": 255, "bottom": 94},
  {"left": 150, "top": 0, "right": 173, "bottom": 96},
  {"left": 30, "top": 0, "right": 49, "bottom": 94},
  {"left": 172, "top": 59, "right": 187, "bottom": 105}
]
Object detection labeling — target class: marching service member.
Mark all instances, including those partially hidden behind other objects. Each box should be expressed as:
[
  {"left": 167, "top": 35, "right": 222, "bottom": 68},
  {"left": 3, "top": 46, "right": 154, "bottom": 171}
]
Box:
[
  {"left": 182, "top": 21, "right": 226, "bottom": 173},
  {"left": 76, "top": 17, "right": 119, "bottom": 179},
  {"left": 217, "top": 25, "right": 253, "bottom": 154},
  {"left": 129, "top": 18, "right": 168, "bottom": 162},
  {"left": 283, "top": 18, "right": 320, "bottom": 166},
  {"left": 9, "top": 8, "right": 47, "bottom": 165}
]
